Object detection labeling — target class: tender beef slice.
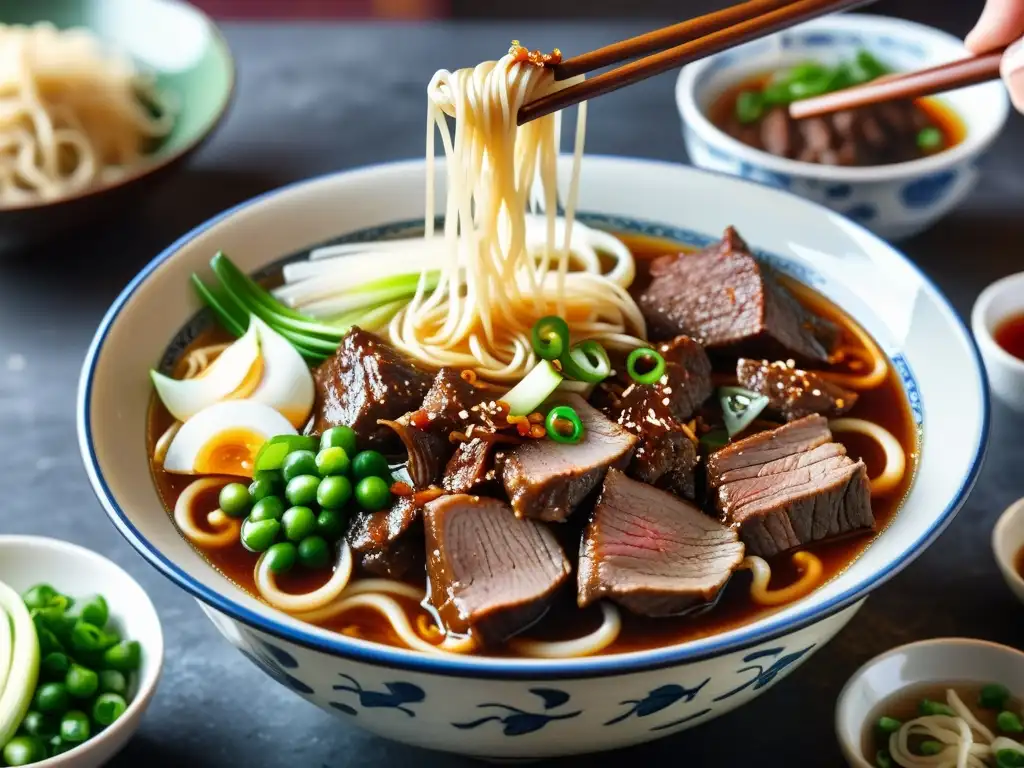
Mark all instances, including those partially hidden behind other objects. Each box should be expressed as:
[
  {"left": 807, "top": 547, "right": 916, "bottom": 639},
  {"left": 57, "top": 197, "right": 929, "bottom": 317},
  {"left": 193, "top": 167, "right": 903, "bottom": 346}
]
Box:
[
  {"left": 656, "top": 335, "right": 714, "bottom": 421},
  {"left": 424, "top": 494, "right": 570, "bottom": 644},
  {"left": 578, "top": 469, "right": 745, "bottom": 616},
  {"left": 638, "top": 228, "right": 837, "bottom": 364},
  {"left": 417, "top": 367, "right": 504, "bottom": 434},
  {"left": 501, "top": 394, "right": 637, "bottom": 522},
  {"left": 443, "top": 437, "right": 500, "bottom": 494},
  {"left": 707, "top": 415, "right": 873, "bottom": 557},
  {"left": 378, "top": 417, "right": 451, "bottom": 489},
  {"left": 346, "top": 496, "right": 424, "bottom": 580},
  {"left": 613, "top": 384, "right": 698, "bottom": 499},
  {"left": 737, "top": 358, "right": 858, "bottom": 421},
  {"left": 760, "top": 108, "right": 794, "bottom": 157},
  {"left": 308, "top": 327, "right": 432, "bottom": 449}
]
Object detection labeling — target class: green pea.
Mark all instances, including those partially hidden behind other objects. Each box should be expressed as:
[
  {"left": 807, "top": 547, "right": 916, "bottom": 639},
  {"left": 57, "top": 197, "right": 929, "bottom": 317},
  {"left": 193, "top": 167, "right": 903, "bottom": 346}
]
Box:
[
  {"left": 876, "top": 716, "right": 901, "bottom": 734},
  {"left": 249, "top": 495, "right": 285, "bottom": 522},
  {"left": 70, "top": 620, "right": 106, "bottom": 653},
  {"left": 47, "top": 737, "right": 76, "bottom": 758},
  {"left": 919, "top": 699, "right": 955, "bottom": 717},
  {"left": 916, "top": 126, "right": 943, "bottom": 152},
  {"left": 352, "top": 450, "right": 390, "bottom": 481},
  {"left": 315, "top": 446, "right": 351, "bottom": 477},
  {"left": 219, "top": 482, "right": 252, "bottom": 518},
  {"left": 298, "top": 536, "right": 331, "bottom": 569},
  {"left": 103, "top": 640, "right": 142, "bottom": 672},
  {"left": 264, "top": 542, "right": 298, "bottom": 574},
  {"left": 59, "top": 710, "right": 90, "bottom": 743},
  {"left": 997, "top": 748, "right": 1024, "bottom": 768},
  {"left": 241, "top": 518, "right": 281, "bottom": 553},
  {"left": 320, "top": 426, "right": 358, "bottom": 457},
  {"left": 316, "top": 509, "right": 346, "bottom": 541},
  {"left": 316, "top": 475, "right": 352, "bottom": 510},
  {"left": 919, "top": 740, "right": 943, "bottom": 756},
  {"left": 248, "top": 475, "right": 278, "bottom": 503},
  {"left": 99, "top": 669, "right": 128, "bottom": 696},
  {"left": 34, "top": 606, "right": 75, "bottom": 643},
  {"left": 355, "top": 475, "right": 391, "bottom": 512},
  {"left": 41, "top": 652, "right": 71, "bottom": 680},
  {"left": 998, "top": 710, "right": 1024, "bottom": 733},
  {"left": 20, "top": 711, "right": 57, "bottom": 739},
  {"left": 65, "top": 664, "right": 99, "bottom": 698},
  {"left": 35, "top": 626, "right": 64, "bottom": 657},
  {"left": 34, "top": 682, "right": 70, "bottom": 714},
  {"left": 282, "top": 506, "right": 317, "bottom": 542},
  {"left": 2, "top": 735, "right": 47, "bottom": 766},
  {"left": 735, "top": 90, "right": 764, "bottom": 124},
  {"left": 285, "top": 475, "right": 320, "bottom": 507},
  {"left": 22, "top": 584, "right": 58, "bottom": 611},
  {"left": 282, "top": 450, "right": 318, "bottom": 482},
  {"left": 92, "top": 693, "right": 129, "bottom": 727},
  {"left": 875, "top": 750, "right": 893, "bottom": 768},
  {"left": 79, "top": 594, "right": 109, "bottom": 628},
  {"left": 980, "top": 683, "right": 1011, "bottom": 710}
]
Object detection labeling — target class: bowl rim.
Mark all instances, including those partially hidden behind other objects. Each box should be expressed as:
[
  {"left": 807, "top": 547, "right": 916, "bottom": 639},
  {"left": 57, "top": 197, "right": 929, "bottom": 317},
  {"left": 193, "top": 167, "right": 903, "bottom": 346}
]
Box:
[
  {"left": 0, "top": 0, "right": 236, "bottom": 214},
  {"left": 675, "top": 12, "right": 1011, "bottom": 183},
  {"left": 77, "top": 156, "right": 989, "bottom": 680},
  {"left": 0, "top": 534, "right": 164, "bottom": 766},
  {"left": 834, "top": 637, "right": 1024, "bottom": 767},
  {"left": 992, "top": 496, "right": 1024, "bottom": 592}
]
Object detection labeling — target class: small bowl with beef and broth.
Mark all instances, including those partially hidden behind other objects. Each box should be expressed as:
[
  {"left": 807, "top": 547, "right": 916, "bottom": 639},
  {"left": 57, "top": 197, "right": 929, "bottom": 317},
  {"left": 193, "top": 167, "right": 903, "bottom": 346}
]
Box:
[{"left": 676, "top": 14, "right": 1009, "bottom": 241}]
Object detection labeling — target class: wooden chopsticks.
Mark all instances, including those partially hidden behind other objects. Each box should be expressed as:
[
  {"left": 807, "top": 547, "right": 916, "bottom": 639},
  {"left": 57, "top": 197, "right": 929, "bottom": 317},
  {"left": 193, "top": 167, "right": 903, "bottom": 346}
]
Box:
[
  {"left": 517, "top": 0, "right": 878, "bottom": 125},
  {"left": 788, "top": 47, "right": 1005, "bottom": 119}
]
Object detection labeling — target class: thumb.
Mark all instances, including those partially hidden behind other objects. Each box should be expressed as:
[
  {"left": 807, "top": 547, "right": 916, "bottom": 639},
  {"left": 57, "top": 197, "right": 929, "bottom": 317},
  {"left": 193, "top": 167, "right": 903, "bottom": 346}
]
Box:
[
  {"left": 1002, "top": 38, "right": 1024, "bottom": 112},
  {"left": 966, "top": 0, "right": 1024, "bottom": 53}
]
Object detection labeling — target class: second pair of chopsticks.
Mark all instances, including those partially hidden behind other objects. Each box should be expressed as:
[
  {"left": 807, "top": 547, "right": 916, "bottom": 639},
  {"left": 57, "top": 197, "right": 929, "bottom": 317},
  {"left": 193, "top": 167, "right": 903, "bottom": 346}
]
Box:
[
  {"left": 788, "top": 47, "right": 1005, "bottom": 119},
  {"left": 517, "top": 0, "right": 877, "bottom": 125}
]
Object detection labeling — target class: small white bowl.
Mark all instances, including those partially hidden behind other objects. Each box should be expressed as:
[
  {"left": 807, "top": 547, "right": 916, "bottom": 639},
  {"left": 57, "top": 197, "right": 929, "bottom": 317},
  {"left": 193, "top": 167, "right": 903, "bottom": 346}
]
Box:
[
  {"left": 993, "top": 498, "right": 1024, "bottom": 604},
  {"left": 835, "top": 638, "right": 1024, "bottom": 767},
  {"left": 973, "top": 272, "right": 1024, "bottom": 412},
  {"left": 0, "top": 536, "right": 163, "bottom": 768},
  {"left": 676, "top": 14, "right": 1010, "bottom": 241}
]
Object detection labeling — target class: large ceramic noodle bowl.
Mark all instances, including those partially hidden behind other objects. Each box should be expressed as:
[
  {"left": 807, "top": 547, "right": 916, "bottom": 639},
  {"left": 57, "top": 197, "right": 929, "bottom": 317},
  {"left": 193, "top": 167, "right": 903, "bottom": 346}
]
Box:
[{"left": 78, "top": 48, "right": 984, "bottom": 762}]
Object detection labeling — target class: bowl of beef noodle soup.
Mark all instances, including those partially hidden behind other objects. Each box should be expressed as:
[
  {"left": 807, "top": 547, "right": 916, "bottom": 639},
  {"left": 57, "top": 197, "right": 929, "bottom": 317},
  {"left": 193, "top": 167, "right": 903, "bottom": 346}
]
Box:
[
  {"left": 676, "top": 13, "right": 1009, "bottom": 241},
  {"left": 78, "top": 41, "right": 987, "bottom": 759}
]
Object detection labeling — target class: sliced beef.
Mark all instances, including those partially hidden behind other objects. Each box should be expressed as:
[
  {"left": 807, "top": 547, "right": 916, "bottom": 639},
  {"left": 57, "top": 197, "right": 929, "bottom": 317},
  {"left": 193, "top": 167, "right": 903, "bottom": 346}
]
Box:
[
  {"left": 737, "top": 358, "right": 858, "bottom": 421},
  {"left": 656, "top": 335, "right": 714, "bottom": 421},
  {"left": 578, "top": 469, "right": 745, "bottom": 616},
  {"left": 346, "top": 496, "right": 424, "bottom": 579},
  {"left": 707, "top": 415, "right": 873, "bottom": 557},
  {"left": 501, "top": 394, "right": 637, "bottom": 522},
  {"left": 612, "top": 383, "right": 698, "bottom": 499},
  {"left": 637, "top": 228, "right": 837, "bottom": 364},
  {"left": 442, "top": 436, "right": 503, "bottom": 494},
  {"left": 308, "top": 327, "right": 432, "bottom": 449},
  {"left": 416, "top": 367, "right": 505, "bottom": 434},
  {"left": 424, "top": 494, "right": 570, "bottom": 644},
  {"left": 379, "top": 417, "right": 451, "bottom": 489}
]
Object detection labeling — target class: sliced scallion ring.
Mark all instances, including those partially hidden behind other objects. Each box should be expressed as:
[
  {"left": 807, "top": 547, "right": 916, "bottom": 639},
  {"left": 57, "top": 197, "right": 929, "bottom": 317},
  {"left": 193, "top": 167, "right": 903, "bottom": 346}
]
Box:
[
  {"left": 561, "top": 340, "right": 611, "bottom": 384},
  {"left": 719, "top": 386, "right": 770, "bottom": 437},
  {"left": 545, "top": 405, "right": 584, "bottom": 444},
  {"left": 531, "top": 316, "right": 570, "bottom": 361},
  {"left": 626, "top": 347, "right": 666, "bottom": 385}
]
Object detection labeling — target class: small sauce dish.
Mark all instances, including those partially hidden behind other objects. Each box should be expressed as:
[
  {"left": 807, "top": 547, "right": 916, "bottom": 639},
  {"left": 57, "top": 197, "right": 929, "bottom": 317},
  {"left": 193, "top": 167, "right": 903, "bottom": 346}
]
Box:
[
  {"left": 972, "top": 272, "right": 1024, "bottom": 412},
  {"left": 835, "top": 638, "right": 1024, "bottom": 767},
  {"left": 0, "top": 536, "right": 163, "bottom": 768},
  {"left": 993, "top": 497, "right": 1024, "bottom": 605}
]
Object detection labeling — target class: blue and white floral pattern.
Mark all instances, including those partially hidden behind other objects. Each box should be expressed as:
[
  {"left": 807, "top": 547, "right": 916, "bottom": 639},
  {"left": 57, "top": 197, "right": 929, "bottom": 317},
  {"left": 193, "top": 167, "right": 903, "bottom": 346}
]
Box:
[{"left": 452, "top": 688, "right": 582, "bottom": 736}]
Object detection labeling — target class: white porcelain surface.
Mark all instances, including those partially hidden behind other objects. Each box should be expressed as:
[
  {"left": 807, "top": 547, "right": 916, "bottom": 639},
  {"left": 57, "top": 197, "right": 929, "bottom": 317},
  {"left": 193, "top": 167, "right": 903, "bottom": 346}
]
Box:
[
  {"left": 676, "top": 14, "right": 1010, "bottom": 241},
  {"left": 77, "top": 157, "right": 986, "bottom": 758},
  {"left": 0, "top": 536, "right": 164, "bottom": 768},
  {"left": 994, "top": 497, "right": 1024, "bottom": 605},
  {"left": 835, "top": 638, "right": 1024, "bottom": 768},
  {"left": 973, "top": 272, "right": 1024, "bottom": 412}
]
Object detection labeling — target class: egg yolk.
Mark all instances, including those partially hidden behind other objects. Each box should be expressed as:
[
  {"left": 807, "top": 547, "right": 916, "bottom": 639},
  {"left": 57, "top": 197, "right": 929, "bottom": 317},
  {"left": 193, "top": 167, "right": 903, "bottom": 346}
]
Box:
[{"left": 193, "top": 428, "right": 265, "bottom": 477}]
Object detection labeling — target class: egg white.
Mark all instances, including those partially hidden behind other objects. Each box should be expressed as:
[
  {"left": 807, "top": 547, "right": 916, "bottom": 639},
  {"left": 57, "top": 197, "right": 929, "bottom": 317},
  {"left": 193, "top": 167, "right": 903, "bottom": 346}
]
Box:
[{"left": 248, "top": 317, "right": 315, "bottom": 427}]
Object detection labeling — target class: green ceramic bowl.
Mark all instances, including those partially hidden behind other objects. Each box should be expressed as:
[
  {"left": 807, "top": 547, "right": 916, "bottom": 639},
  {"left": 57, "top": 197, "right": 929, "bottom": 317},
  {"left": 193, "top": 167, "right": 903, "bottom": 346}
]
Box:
[{"left": 0, "top": 0, "right": 234, "bottom": 245}]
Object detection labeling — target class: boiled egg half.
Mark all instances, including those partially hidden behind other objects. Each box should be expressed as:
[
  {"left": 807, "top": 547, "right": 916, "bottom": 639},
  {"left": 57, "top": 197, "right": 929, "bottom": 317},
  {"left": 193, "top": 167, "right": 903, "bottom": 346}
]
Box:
[{"left": 162, "top": 400, "right": 296, "bottom": 477}]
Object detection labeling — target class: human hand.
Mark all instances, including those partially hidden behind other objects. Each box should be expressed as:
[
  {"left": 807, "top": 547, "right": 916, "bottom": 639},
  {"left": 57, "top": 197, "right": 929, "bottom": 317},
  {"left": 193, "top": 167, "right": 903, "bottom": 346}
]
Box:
[{"left": 966, "top": 0, "right": 1024, "bottom": 111}]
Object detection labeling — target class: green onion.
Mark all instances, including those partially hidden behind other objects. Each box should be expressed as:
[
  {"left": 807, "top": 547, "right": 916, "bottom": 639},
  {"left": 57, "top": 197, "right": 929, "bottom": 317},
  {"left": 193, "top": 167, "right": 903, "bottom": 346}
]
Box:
[
  {"left": 735, "top": 90, "right": 764, "bottom": 124},
  {"left": 561, "top": 341, "right": 611, "bottom": 384},
  {"left": 998, "top": 711, "right": 1024, "bottom": 733},
  {"left": 501, "top": 360, "right": 563, "bottom": 416},
  {"left": 875, "top": 749, "right": 893, "bottom": 768},
  {"left": 876, "top": 716, "right": 901, "bottom": 734},
  {"left": 545, "top": 405, "right": 584, "bottom": 444},
  {"left": 918, "top": 740, "right": 943, "bottom": 756},
  {"left": 531, "top": 316, "right": 570, "bottom": 361},
  {"left": 0, "top": 580, "right": 41, "bottom": 746},
  {"left": 699, "top": 427, "right": 730, "bottom": 451},
  {"left": 626, "top": 347, "right": 666, "bottom": 385},
  {"left": 190, "top": 274, "right": 247, "bottom": 338},
  {"left": 719, "top": 386, "right": 770, "bottom": 438},
  {"left": 919, "top": 699, "right": 956, "bottom": 717},
  {"left": 916, "top": 127, "right": 944, "bottom": 152},
  {"left": 856, "top": 49, "right": 890, "bottom": 80},
  {"left": 254, "top": 435, "right": 319, "bottom": 473},
  {"left": 981, "top": 684, "right": 1011, "bottom": 710},
  {"left": 997, "top": 748, "right": 1024, "bottom": 768}
]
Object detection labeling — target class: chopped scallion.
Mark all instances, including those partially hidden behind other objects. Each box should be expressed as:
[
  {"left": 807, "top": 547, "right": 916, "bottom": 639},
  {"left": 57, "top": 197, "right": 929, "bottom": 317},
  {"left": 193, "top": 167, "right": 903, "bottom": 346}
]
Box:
[
  {"left": 626, "top": 347, "right": 666, "bottom": 385},
  {"left": 719, "top": 386, "right": 770, "bottom": 438},
  {"left": 501, "top": 360, "right": 563, "bottom": 416},
  {"left": 545, "top": 405, "right": 584, "bottom": 444}
]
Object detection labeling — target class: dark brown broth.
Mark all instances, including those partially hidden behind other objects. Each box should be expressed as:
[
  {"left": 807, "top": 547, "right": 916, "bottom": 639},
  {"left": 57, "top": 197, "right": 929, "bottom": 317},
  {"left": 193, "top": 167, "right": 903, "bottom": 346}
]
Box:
[{"left": 148, "top": 232, "right": 919, "bottom": 656}]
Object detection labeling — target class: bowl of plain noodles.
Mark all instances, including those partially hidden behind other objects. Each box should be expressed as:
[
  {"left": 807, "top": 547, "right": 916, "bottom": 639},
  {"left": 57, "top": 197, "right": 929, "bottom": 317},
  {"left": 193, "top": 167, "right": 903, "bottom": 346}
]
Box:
[
  {"left": 79, "top": 41, "right": 986, "bottom": 760},
  {"left": 0, "top": 0, "right": 233, "bottom": 246}
]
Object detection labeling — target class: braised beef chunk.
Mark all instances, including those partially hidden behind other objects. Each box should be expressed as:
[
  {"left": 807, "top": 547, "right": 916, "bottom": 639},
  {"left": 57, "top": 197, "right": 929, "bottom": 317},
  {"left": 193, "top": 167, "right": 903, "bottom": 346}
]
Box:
[
  {"left": 501, "top": 394, "right": 637, "bottom": 522},
  {"left": 637, "top": 228, "right": 837, "bottom": 364},
  {"left": 418, "top": 367, "right": 504, "bottom": 434},
  {"left": 379, "top": 417, "right": 451, "bottom": 489},
  {"left": 737, "top": 359, "right": 858, "bottom": 421},
  {"left": 612, "top": 383, "right": 698, "bottom": 499},
  {"left": 347, "top": 496, "right": 424, "bottom": 580},
  {"left": 309, "top": 327, "right": 432, "bottom": 449},
  {"left": 656, "top": 335, "right": 714, "bottom": 421},
  {"left": 578, "top": 469, "right": 744, "bottom": 616},
  {"left": 424, "top": 494, "right": 570, "bottom": 644},
  {"left": 443, "top": 437, "right": 501, "bottom": 494},
  {"left": 707, "top": 415, "right": 873, "bottom": 557}
]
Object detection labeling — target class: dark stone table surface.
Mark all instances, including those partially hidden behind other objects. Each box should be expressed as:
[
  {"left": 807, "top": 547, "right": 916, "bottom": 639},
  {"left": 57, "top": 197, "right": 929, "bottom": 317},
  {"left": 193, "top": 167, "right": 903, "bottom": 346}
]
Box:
[{"left": 1, "top": 18, "right": 1022, "bottom": 768}]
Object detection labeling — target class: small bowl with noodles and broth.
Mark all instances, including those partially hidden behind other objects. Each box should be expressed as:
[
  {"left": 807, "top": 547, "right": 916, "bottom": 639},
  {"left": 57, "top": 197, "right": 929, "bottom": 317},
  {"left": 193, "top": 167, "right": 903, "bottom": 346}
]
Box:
[
  {"left": 836, "top": 639, "right": 1024, "bottom": 768},
  {"left": 0, "top": 0, "right": 233, "bottom": 248}
]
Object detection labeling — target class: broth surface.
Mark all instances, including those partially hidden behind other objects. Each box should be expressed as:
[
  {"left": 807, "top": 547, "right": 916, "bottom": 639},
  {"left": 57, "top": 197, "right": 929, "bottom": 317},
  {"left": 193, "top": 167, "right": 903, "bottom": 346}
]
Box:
[{"left": 148, "top": 232, "right": 919, "bottom": 656}]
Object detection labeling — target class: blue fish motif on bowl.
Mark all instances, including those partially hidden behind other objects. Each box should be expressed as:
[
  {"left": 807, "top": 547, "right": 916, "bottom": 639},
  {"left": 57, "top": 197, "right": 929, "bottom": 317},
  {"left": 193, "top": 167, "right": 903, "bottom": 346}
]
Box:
[{"left": 452, "top": 688, "right": 582, "bottom": 736}]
